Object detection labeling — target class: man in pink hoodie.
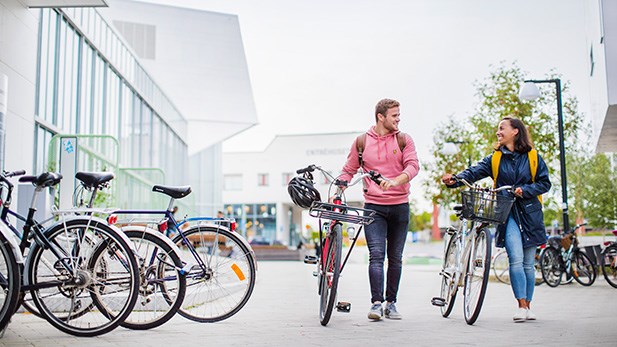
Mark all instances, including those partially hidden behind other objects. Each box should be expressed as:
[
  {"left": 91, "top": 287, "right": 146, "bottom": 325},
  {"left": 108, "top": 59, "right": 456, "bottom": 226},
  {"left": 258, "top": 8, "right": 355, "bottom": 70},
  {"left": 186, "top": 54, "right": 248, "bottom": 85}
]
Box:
[{"left": 340, "top": 98, "right": 419, "bottom": 321}]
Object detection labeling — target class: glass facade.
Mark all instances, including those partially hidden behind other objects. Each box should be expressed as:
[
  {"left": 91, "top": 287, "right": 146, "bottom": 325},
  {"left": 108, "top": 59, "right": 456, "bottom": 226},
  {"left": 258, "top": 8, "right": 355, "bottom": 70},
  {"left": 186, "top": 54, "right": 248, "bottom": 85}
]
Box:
[
  {"left": 34, "top": 8, "right": 187, "bottom": 184},
  {"left": 224, "top": 203, "right": 277, "bottom": 244}
]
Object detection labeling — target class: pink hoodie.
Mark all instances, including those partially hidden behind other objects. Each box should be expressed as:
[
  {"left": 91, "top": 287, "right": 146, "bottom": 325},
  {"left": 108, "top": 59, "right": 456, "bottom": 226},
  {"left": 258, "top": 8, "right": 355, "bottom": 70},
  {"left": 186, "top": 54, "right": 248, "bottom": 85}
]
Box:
[{"left": 340, "top": 127, "right": 419, "bottom": 205}]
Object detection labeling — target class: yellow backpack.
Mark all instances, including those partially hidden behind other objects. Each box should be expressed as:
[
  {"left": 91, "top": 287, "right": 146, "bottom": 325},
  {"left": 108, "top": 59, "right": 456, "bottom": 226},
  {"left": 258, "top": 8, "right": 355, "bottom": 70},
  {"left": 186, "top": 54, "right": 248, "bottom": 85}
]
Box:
[{"left": 491, "top": 149, "right": 542, "bottom": 203}]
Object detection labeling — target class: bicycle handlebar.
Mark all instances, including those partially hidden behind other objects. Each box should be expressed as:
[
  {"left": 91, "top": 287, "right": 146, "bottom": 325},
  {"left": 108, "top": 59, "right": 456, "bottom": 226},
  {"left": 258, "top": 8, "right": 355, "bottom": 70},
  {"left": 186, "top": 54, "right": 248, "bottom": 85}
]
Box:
[
  {"left": 295, "top": 164, "right": 384, "bottom": 189},
  {"left": 452, "top": 174, "right": 513, "bottom": 193}
]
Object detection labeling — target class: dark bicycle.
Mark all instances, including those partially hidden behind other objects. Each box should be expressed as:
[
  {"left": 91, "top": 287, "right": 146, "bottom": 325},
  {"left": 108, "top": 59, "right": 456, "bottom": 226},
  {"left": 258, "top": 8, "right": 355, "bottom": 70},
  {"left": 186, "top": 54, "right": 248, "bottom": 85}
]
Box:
[{"left": 540, "top": 223, "right": 596, "bottom": 287}]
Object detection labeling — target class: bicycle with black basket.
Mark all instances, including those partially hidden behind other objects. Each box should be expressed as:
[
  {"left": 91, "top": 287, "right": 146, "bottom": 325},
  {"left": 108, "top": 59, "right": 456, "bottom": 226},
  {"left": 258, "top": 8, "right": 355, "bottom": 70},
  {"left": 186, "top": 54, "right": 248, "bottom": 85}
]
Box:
[
  {"left": 431, "top": 175, "right": 514, "bottom": 325},
  {"left": 288, "top": 164, "right": 381, "bottom": 326}
]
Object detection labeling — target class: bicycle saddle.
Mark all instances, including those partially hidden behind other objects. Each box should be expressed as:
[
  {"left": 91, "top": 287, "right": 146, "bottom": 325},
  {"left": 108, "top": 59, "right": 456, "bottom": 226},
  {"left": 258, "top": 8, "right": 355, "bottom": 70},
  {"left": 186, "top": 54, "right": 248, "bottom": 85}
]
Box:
[
  {"left": 76, "top": 171, "right": 115, "bottom": 189},
  {"left": 152, "top": 185, "right": 192, "bottom": 199},
  {"left": 18, "top": 172, "right": 63, "bottom": 188}
]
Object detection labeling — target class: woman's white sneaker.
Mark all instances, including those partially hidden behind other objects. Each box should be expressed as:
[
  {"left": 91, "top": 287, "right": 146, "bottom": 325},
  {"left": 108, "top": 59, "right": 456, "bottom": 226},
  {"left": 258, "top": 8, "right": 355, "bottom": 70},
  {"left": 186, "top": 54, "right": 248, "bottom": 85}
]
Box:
[
  {"left": 513, "top": 308, "right": 527, "bottom": 322},
  {"left": 526, "top": 308, "right": 537, "bottom": 321}
]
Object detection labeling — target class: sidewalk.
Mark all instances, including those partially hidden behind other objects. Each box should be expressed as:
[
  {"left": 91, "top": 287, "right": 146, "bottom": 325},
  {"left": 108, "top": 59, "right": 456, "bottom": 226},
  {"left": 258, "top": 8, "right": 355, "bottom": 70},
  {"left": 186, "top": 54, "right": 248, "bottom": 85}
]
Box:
[{"left": 2, "top": 258, "right": 616, "bottom": 346}]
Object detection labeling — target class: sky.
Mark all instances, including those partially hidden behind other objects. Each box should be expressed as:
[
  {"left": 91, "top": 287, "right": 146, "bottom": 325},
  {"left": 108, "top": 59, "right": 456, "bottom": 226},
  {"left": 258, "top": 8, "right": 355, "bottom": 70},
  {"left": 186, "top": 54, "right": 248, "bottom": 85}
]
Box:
[{"left": 143, "top": 0, "right": 592, "bottom": 210}]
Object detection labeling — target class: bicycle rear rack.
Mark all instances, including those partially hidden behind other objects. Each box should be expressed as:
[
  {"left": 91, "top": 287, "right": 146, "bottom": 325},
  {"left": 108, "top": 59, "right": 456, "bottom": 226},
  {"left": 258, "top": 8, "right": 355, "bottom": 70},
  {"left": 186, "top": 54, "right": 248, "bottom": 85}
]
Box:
[{"left": 309, "top": 202, "right": 375, "bottom": 225}]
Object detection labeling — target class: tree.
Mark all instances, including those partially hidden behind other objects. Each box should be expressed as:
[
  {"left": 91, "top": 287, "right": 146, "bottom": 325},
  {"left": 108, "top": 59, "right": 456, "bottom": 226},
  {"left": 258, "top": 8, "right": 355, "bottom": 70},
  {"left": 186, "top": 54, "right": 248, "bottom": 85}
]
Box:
[{"left": 425, "top": 63, "right": 584, "bottom": 225}]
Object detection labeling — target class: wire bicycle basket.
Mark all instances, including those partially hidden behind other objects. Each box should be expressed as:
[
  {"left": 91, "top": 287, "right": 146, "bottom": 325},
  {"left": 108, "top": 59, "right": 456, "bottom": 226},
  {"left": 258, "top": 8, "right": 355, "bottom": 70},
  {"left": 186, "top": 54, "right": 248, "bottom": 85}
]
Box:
[
  {"left": 309, "top": 201, "right": 375, "bottom": 225},
  {"left": 461, "top": 189, "right": 514, "bottom": 225}
]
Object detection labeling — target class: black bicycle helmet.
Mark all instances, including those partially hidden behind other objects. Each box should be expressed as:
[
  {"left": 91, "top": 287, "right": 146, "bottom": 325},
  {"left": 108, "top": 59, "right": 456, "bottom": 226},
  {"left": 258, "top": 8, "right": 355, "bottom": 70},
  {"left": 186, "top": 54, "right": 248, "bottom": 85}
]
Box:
[{"left": 287, "top": 176, "right": 321, "bottom": 208}]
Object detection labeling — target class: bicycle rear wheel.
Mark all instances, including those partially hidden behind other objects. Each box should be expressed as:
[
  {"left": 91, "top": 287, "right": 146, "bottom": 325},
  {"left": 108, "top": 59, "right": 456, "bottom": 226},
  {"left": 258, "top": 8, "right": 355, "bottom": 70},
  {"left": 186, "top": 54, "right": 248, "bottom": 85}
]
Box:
[
  {"left": 572, "top": 250, "right": 596, "bottom": 286},
  {"left": 26, "top": 218, "right": 139, "bottom": 337},
  {"left": 0, "top": 232, "right": 20, "bottom": 332},
  {"left": 121, "top": 230, "right": 186, "bottom": 330},
  {"left": 173, "top": 226, "right": 256, "bottom": 323},
  {"left": 534, "top": 247, "right": 544, "bottom": 286},
  {"left": 439, "top": 235, "right": 458, "bottom": 317},
  {"left": 540, "top": 246, "right": 562, "bottom": 287},
  {"left": 463, "top": 228, "right": 491, "bottom": 325},
  {"left": 601, "top": 244, "right": 617, "bottom": 288},
  {"left": 492, "top": 249, "right": 510, "bottom": 285},
  {"left": 319, "top": 223, "right": 342, "bottom": 326}
]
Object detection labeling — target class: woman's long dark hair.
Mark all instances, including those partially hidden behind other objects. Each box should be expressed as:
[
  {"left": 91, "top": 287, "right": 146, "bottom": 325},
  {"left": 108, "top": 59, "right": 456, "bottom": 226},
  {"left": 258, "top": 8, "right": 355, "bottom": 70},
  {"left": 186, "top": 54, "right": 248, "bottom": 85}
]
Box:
[{"left": 494, "top": 116, "right": 533, "bottom": 153}]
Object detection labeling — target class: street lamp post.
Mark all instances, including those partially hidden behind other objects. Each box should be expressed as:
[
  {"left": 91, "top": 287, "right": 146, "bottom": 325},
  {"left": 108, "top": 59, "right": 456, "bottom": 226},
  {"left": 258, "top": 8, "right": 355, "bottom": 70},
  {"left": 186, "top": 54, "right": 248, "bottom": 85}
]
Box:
[{"left": 519, "top": 78, "right": 569, "bottom": 233}]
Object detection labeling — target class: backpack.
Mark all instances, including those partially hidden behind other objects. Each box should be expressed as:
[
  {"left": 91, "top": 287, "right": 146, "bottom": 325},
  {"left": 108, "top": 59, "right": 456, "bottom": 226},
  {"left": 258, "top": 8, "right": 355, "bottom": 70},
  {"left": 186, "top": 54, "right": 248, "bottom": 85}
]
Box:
[
  {"left": 491, "top": 148, "right": 542, "bottom": 203},
  {"left": 356, "top": 132, "right": 407, "bottom": 167}
]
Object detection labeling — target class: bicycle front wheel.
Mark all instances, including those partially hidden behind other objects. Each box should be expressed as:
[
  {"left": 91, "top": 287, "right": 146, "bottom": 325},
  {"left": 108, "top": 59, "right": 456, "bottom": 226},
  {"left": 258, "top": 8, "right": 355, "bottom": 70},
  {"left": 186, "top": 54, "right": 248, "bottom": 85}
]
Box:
[
  {"left": 492, "top": 249, "right": 510, "bottom": 285},
  {"left": 439, "top": 235, "right": 458, "bottom": 318},
  {"left": 0, "top": 231, "right": 20, "bottom": 332},
  {"left": 572, "top": 250, "right": 596, "bottom": 286},
  {"left": 540, "top": 246, "right": 562, "bottom": 287},
  {"left": 319, "top": 223, "right": 342, "bottom": 326},
  {"left": 121, "top": 229, "right": 186, "bottom": 330},
  {"left": 173, "top": 226, "right": 256, "bottom": 323},
  {"left": 601, "top": 244, "right": 617, "bottom": 288},
  {"left": 26, "top": 218, "right": 139, "bottom": 337},
  {"left": 463, "top": 228, "right": 491, "bottom": 325}
]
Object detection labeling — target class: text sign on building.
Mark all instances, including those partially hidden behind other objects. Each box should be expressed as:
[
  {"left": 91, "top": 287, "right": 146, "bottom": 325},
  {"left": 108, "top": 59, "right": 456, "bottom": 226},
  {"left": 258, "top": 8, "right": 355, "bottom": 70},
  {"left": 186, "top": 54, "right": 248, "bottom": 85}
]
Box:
[{"left": 58, "top": 136, "right": 77, "bottom": 209}]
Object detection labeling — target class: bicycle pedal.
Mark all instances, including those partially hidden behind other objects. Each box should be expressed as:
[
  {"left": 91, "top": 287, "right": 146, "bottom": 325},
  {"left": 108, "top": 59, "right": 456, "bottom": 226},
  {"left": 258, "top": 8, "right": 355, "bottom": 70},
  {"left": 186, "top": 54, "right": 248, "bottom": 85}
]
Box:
[
  {"left": 474, "top": 259, "right": 483, "bottom": 267},
  {"left": 431, "top": 297, "right": 446, "bottom": 307},
  {"left": 304, "top": 255, "right": 318, "bottom": 264},
  {"left": 312, "top": 271, "right": 319, "bottom": 277},
  {"left": 336, "top": 301, "right": 351, "bottom": 313}
]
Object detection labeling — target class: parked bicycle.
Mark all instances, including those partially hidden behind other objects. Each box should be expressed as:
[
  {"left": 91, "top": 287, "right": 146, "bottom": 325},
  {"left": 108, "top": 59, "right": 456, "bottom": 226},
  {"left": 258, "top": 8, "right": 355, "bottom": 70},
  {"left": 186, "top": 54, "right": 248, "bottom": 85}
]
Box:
[
  {"left": 492, "top": 246, "right": 544, "bottom": 286},
  {"left": 539, "top": 223, "right": 596, "bottom": 287},
  {"left": 0, "top": 170, "right": 140, "bottom": 337},
  {"left": 600, "top": 229, "right": 617, "bottom": 288},
  {"left": 105, "top": 181, "right": 257, "bottom": 325},
  {"left": 431, "top": 175, "right": 514, "bottom": 325},
  {"left": 289, "top": 164, "right": 379, "bottom": 326}
]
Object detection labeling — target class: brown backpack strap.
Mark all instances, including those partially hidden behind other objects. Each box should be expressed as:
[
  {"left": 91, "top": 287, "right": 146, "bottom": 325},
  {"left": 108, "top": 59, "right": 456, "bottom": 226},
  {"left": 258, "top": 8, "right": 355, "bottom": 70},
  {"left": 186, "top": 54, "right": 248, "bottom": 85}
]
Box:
[
  {"left": 356, "top": 134, "right": 367, "bottom": 167},
  {"left": 396, "top": 132, "right": 407, "bottom": 152}
]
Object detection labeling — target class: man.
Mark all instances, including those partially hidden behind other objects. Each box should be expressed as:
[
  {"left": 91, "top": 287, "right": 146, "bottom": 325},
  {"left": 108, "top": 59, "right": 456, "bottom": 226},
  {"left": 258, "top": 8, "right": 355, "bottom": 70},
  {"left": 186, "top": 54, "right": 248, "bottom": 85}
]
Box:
[{"left": 339, "top": 98, "right": 419, "bottom": 320}]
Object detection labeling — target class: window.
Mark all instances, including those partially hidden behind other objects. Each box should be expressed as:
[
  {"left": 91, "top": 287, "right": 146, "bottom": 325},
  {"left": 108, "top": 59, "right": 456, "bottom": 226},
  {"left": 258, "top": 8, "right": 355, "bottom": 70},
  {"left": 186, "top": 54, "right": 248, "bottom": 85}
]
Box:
[
  {"left": 224, "top": 174, "right": 243, "bottom": 191},
  {"left": 258, "top": 173, "right": 269, "bottom": 187},
  {"left": 282, "top": 173, "right": 293, "bottom": 186}
]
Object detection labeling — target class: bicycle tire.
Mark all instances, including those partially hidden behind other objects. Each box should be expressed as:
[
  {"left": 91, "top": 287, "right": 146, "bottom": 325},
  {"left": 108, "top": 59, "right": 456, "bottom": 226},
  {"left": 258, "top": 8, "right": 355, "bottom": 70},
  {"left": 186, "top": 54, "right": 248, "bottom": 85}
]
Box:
[
  {"left": 463, "top": 228, "right": 491, "bottom": 325},
  {"left": 173, "top": 225, "right": 256, "bottom": 323},
  {"left": 572, "top": 250, "right": 596, "bottom": 286},
  {"left": 540, "top": 246, "right": 562, "bottom": 287},
  {"left": 319, "top": 223, "right": 342, "bottom": 326},
  {"left": 26, "top": 218, "right": 139, "bottom": 337},
  {"left": 440, "top": 235, "right": 458, "bottom": 318},
  {"left": 120, "top": 230, "right": 186, "bottom": 330},
  {"left": 0, "top": 232, "right": 20, "bottom": 332},
  {"left": 492, "top": 249, "right": 510, "bottom": 285},
  {"left": 601, "top": 244, "right": 617, "bottom": 288}
]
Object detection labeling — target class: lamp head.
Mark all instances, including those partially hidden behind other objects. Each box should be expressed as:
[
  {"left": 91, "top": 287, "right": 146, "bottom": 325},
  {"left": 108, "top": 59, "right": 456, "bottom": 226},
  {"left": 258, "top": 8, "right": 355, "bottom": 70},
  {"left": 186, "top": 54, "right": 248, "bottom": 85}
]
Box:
[
  {"left": 441, "top": 142, "right": 460, "bottom": 156},
  {"left": 519, "top": 82, "right": 541, "bottom": 101}
]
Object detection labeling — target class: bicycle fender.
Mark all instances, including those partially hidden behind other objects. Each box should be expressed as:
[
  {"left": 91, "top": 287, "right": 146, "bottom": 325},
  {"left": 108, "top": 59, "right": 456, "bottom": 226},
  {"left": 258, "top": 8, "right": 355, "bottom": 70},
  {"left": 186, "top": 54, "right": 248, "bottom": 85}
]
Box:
[
  {"left": 0, "top": 221, "right": 24, "bottom": 264},
  {"left": 120, "top": 225, "right": 185, "bottom": 264},
  {"left": 45, "top": 215, "right": 137, "bottom": 253}
]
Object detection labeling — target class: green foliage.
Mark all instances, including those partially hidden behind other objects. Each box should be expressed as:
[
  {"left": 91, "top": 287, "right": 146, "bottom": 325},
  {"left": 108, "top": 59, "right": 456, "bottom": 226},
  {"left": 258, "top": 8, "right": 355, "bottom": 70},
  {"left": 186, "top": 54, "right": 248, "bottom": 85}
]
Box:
[
  {"left": 426, "top": 62, "right": 584, "bottom": 226},
  {"left": 575, "top": 153, "right": 617, "bottom": 229}
]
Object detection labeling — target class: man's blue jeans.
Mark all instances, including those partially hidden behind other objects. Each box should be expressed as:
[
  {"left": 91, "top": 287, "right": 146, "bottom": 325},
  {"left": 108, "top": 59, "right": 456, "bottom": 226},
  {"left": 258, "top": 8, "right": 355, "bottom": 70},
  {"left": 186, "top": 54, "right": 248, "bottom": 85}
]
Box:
[
  {"left": 504, "top": 215, "right": 536, "bottom": 301},
  {"left": 364, "top": 203, "right": 409, "bottom": 304}
]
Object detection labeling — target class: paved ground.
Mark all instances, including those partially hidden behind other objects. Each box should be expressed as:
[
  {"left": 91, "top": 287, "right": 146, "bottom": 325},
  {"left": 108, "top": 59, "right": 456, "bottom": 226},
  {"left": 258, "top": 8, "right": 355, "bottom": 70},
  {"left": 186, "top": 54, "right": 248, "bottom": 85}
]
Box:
[{"left": 2, "top": 241, "right": 616, "bottom": 346}]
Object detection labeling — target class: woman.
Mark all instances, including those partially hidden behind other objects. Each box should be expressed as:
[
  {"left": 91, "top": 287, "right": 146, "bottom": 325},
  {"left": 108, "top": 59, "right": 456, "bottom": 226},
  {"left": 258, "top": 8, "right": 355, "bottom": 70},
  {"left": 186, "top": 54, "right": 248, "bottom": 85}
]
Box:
[{"left": 441, "top": 116, "right": 551, "bottom": 322}]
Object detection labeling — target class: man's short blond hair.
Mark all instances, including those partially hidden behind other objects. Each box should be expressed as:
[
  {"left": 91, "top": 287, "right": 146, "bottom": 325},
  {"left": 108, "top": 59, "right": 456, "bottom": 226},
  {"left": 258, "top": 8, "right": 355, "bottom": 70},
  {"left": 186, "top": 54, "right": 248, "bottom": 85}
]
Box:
[{"left": 375, "top": 98, "right": 400, "bottom": 122}]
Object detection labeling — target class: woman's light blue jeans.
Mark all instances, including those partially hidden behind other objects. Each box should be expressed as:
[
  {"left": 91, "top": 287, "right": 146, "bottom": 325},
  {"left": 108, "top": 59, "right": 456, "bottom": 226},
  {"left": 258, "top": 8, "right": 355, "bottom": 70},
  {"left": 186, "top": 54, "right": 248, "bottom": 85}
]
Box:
[{"left": 504, "top": 215, "right": 536, "bottom": 301}]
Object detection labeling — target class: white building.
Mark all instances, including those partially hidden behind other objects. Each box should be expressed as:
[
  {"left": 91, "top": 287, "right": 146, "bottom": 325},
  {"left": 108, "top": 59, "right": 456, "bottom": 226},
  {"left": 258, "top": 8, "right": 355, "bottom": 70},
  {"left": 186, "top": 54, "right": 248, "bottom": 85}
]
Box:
[
  {"left": 222, "top": 132, "right": 365, "bottom": 246},
  {"left": 587, "top": 0, "right": 617, "bottom": 152},
  {"left": 0, "top": 0, "right": 256, "bottom": 216}
]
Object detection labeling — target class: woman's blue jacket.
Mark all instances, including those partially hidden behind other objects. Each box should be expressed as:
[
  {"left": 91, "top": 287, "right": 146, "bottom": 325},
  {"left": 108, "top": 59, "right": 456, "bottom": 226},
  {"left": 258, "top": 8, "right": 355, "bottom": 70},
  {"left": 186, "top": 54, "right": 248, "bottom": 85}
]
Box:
[{"left": 450, "top": 147, "right": 552, "bottom": 248}]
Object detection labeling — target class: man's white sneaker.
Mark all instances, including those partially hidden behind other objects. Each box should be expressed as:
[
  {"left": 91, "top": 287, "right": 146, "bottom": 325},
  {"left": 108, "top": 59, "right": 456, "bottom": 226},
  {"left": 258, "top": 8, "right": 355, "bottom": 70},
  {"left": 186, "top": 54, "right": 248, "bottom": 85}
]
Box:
[
  {"left": 367, "top": 302, "right": 383, "bottom": 320},
  {"left": 513, "top": 308, "right": 527, "bottom": 322},
  {"left": 526, "top": 308, "right": 537, "bottom": 321}
]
